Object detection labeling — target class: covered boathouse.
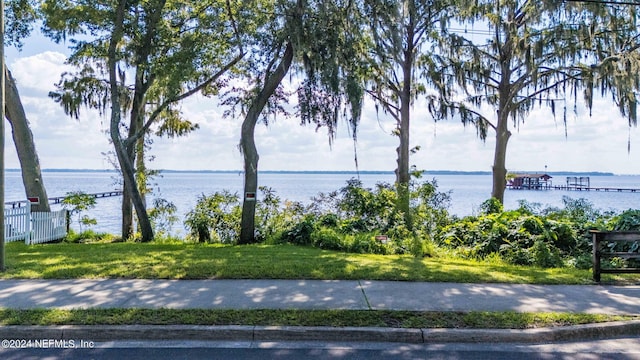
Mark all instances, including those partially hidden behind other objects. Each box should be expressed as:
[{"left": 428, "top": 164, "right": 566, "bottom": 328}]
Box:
[{"left": 507, "top": 173, "right": 553, "bottom": 190}]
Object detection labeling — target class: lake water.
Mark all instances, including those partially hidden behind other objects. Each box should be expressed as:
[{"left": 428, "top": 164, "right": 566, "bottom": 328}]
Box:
[{"left": 5, "top": 171, "right": 640, "bottom": 234}]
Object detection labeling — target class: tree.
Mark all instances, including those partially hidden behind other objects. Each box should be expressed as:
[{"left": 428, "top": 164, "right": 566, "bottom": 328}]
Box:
[
  {"left": 43, "top": 0, "right": 244, "bottom": 241},
  {"left": 362, "top": 0, "right": 450, "bottom": 228},
  {"left": 62, "top": 191, "right": 97, "bottom": 231},
  {"left": 2, "top": 0, "right": 42, "bottom": 270},
  {"left": 578, "top": 1, "right": 640, "bottom": 140},
  {"left": 230, "top": 0, "right": 365, "bottom": 244},
  {"left": 5, "top": 69, "right": 50, "bottom": 212},
  {"left": 3, "top": 0, "right": 50, "bottom": 212},
  {"left": 238, "top": 40, "right": 294, "bottom": 245},
  {"left": 427, "top": 0, "right": 637, "bottom": 203}
]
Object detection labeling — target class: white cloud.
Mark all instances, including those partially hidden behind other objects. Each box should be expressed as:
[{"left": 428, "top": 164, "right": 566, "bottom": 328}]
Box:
[
  {"left": 10, "top": 51, "right": 69, "bottom": 92},
  {"left": 5, "top": 52, "right": 112, "bottom": 170}
]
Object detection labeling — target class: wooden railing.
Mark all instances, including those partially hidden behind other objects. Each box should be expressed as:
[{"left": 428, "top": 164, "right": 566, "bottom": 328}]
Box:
[
  {"left": 5, "top": 190, "right": 123, "bottom": 208},
  {"left": 590, "top": 230, "right": 640, "bottom": 282}
]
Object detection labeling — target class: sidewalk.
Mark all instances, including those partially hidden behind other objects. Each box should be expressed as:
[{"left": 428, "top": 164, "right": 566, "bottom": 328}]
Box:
[
  {"left": 0, "top": 279, "right": 639, "bottom": 344},
  {"left": 0, "top": 279, "right": 639, "bottom": 314}
]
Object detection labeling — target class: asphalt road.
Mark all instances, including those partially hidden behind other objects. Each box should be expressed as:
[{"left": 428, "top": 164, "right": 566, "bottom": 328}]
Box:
[{"left": 1, "top": 338, "right": 639, "bottom": 360}]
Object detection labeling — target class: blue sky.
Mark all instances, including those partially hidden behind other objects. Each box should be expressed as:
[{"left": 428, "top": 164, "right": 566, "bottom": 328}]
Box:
[{"left": 5, "top": 31, "right": 640, "bottom": 174}]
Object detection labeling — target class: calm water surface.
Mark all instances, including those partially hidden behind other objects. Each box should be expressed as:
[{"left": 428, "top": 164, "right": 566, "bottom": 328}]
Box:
[{"left": 5, "top": 171, "right": 640, "bottom": 234}]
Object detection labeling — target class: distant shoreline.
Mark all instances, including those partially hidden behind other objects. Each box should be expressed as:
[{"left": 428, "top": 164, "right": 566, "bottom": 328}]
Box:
[{"left": 5, "top": 169, "right": 619, "bottom": 176}]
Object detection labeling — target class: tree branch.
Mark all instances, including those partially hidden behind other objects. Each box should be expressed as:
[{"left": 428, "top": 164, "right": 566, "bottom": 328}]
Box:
[{"left": 125, "top": 52, "right": 244, "bottom": 147}]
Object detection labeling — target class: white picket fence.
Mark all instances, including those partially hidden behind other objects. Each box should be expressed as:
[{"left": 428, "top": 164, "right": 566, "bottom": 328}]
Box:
[{"left": 4, "top": 206, "right": 68, "bottom": 244}]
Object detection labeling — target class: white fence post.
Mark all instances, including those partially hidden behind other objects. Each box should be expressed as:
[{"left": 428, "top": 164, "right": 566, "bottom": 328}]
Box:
[{"left": 3, "top": 206, "right": 30, "bottom": 243}]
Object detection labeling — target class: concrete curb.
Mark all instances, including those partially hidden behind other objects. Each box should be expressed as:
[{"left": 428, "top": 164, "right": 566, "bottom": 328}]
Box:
[{"left": 0, "top": 320, "right": 638, "bottom": 344}]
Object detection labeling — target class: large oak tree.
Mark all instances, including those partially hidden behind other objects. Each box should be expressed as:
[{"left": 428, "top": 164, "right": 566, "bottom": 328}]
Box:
[
  {"left": 427, "top": 0, "right": 640, "bottom": 203},
  {"left": 43, "top": 0, "right": 245, "bottom": 241},
  {"left": 230, "top": 0, "right": 365, "bottom": 244},
  {"left": 4, "top": 0, "right": 50, "bottom": 212},
  {"left": 362, "top": 0, "right": 451, "bottom": 229}
]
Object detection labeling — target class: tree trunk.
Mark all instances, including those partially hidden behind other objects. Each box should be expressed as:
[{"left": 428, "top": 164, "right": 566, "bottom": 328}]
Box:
[
  {"left": 136, "top": 136, "right": 147, "bottom": 208},
  {"left": 239, "top": 42, "right": 293, "bottom": 245},
  {"left": 108, "top": 0, "right": 154, "bottom": 243},
  {"left": 491, "top": 110, "right": 511, "bottom": 203},
  {"left": 492, "top": 28, "right": 514, "bottom": 205},
  {"left": 396, "top": 43, "right": 413, "bottom": 229},
  {"left": 4, "top": 67, "right": 50, "bottom": 212},
  {"left": 122, "top": 98, "right": 153, "bottom": 242},
  {"left": 240, "top": 120, "right": 258, "bottom": 244},
  {"left": 113, "top": 136, "right": 154, "bottom": 242},
  {"left": 120, "top": 66, "right": 149, "bottom": 240},
  {"left": 121, "top": 181, "right": 134, "bottom": 239},
  {"left": 120, "top": 127, "right": 135, "bottom": 239}
]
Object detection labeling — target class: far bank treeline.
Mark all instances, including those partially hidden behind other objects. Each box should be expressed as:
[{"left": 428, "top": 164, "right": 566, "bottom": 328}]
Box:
[{"left": 5, "top": 1, "right": 640, "bottom": 244}]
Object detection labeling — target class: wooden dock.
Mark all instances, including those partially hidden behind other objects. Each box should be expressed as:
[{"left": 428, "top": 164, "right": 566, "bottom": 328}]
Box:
[
  {"left": 5, "top": 191, "right": 123, "bottom": 208},
  {"left": 553, "top": 186, "right": 640, "bottom": 193},
  {"left": 508, "top": 175, "right": 640, "bottom": 193}
]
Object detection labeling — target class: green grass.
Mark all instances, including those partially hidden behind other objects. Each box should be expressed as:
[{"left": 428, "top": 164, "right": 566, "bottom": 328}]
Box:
[
  {"left": 2, "top": 241, "right": 634, "bottom": 284},
  {"left": 0, "top": 308, "right": 635, "bottom": 329}
]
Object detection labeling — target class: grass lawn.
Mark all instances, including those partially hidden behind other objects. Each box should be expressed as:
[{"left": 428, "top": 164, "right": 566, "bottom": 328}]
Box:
[
  {"left": 0, "top": 308, "right": 636, "bottom": 328},
  {"left": 0, "top": 241, "right": 628, "bottom": 284}
]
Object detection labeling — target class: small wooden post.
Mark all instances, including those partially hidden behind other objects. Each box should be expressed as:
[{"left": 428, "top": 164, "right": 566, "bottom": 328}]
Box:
[
  {"left": 592, "top": 231, "right": 601, "bottom": 282},
  {"left": 66, "top": 211, "right": 71, "bottom": 233}
]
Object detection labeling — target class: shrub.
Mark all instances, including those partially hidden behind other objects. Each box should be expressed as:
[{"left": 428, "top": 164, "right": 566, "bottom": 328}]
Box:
[
  {"left": 64, "top": 229, "right": 115, "bottom": 243},
  {"left": 311, "top": 227, "right": 343, "bottom": 251},
  {"left": 611, "top": 209, "right": 640, "bottom": 231},
  {"left": 254, "top": 186, "right": 281, "bottom": 242},
  {"left": 318, "top": 213, "right": 340, "bottom": 228},
  {"left": 281, "top": 215, "right": 316, "bottom": 245},
  {"left": 345, "top": 233, "right": 390, "bottom": 255},
  {"left": 500, "top": 244, "right": 532, "bottom": 266},
  {"left": 561, "top": 197, "right": 601, "bottom": 223},
  {"left": 148, "top": 198, "right": 179, "bottom": 237},
  {"left": 565, "top": 254, "right": 592, "bottom": 270},
  {"left": 530, "top": 239, "right": 563, "bottom": 268},
  {"left": 184, "top": 191, "right": 241, "bottom": 243},
  {"left": 62, "top": 191, "right": 97, "bottom": 231},
  {"left": 253, "top": 187, "right": 308, "bottom": 243},
  {"left": 437, "top": 205, "right": 581, "bottom": 267},
  {"left": 478, "top": 198, "right": 503, "bottom": 215},
  {"left": 411, "top": 180, "right": 452, "bottom": 240},
  {"left": 305, "top": 178, "right": 450, "bottom": 257}
]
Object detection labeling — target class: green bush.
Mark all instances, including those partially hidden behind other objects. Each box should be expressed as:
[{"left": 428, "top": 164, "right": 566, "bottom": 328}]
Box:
[
  {"left": 437, "top": 204, "right": 580, "bottom": 267},
  {"left": 565, "top": 254, "right": 592, "bottom": 270},
  {"left": 64, "top": 229, "right": 115, "bottom": 243},
  {"left": 318, "top": 213, "right": 340, "bottom": 228},
  {"left": 610, "top": 209, "right": 640, "bottom": 231},
  {"left": 280, "top": 215, "right": 316, "bottom": 245},
  {"left": 530, "top": 239, "right": 563, "bottom": 268},
  {"left": 478, "top": 198, "right": 503, "bottom": 215},
  {"left": 344, "top": 233, "right": 390, "bottom": 254},
  {"left": 62, "top": 191, "right": 97, "bottom": 231},
  {"left": 303, "top": 178, "right": 450, "bottom": 256},
  {"left": 410, "top": 180, "right": 452, "bottom": 241},
  {"left": 184, "top": 191, "right": 241, "bottom": 243},
  {"left": 148, "top": 198, "right": 179, "bottom": 237},
  {"left": 311, "top": 227, "right": 343, "bottom": 251}
]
